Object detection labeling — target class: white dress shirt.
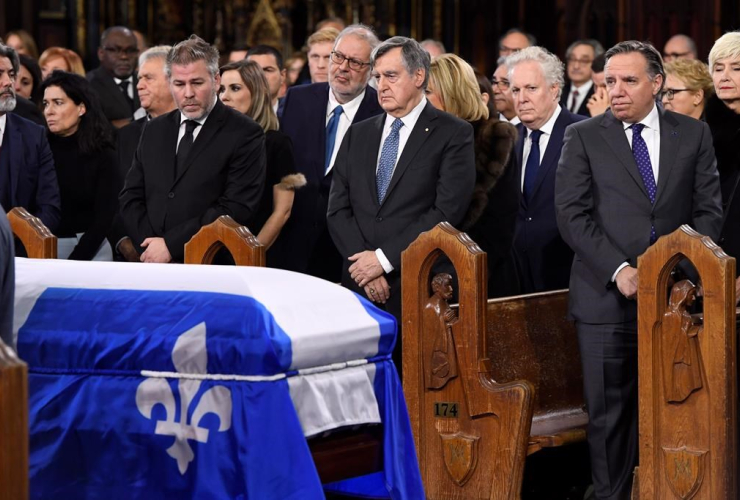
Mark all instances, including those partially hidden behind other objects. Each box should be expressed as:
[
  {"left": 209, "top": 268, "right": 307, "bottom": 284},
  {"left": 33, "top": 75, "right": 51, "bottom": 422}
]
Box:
[
  {"left": 0, "top": 114, "right": 6, "bottom": 147},
  {"left": 499, "top": 112, "right": 521, "bottom": 125},
  {"left": 566, "top": 80, "right": 593, "bottom": 114},
  {"left": 375, "top": 96, "right": 428, "bottom": 273},
  {"left": 113, "top": 76, "right": 135, "bottom": 100},
  {"left": 325, "top": 88, "right": 366, "bottom": 174},
  {"left": 520, "top": 105, "right": 562, "bottom": 191},
  {"left": 176, "top": 97, "right": 217, "bottom": 153}
]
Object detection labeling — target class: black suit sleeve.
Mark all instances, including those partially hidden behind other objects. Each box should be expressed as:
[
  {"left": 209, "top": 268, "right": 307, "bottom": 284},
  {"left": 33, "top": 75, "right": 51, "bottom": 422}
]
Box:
[{"left": 119, "top": 138, "right": 158, "bottom": 249}]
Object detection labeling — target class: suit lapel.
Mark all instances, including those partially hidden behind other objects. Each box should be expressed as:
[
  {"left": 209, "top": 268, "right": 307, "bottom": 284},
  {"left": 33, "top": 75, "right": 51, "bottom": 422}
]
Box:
[
  {"left": 365, "top": 114, "right": 385, "bottom": 207},
  {"left": 5, "top": 115, "right": 23, "bottom": 207},
  {"left": 173, "top": 100, "right": 226, "bottom": 186},
  {"left": 379, "top": 102, "right": 437, "bottom": 208},
  {"left": 654, "top": 108, "right": 679, "bottom": 206},
  {"left": 578, "top": 85, "right": 595, "bottom": 116},
  {"left": 315, "top": 84, "right": 331, "bottom": 179},
  {"left": 101, "top": 69, "right": 134, "bottom": 114},
  {"left": 528, "top": 108, "right": 568, "bottom": 200},
  {"left": 599, "top": 110, "right": 650, "bottom": 199}
]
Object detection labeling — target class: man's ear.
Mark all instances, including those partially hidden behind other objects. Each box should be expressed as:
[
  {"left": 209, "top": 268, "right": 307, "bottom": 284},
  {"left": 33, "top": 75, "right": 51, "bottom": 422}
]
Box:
[
  {"left": 415, "top": 68, "right": 425, "bottom": 89},
  {"left": 97, "top": 47, "right": 104, "bottom": 63}
]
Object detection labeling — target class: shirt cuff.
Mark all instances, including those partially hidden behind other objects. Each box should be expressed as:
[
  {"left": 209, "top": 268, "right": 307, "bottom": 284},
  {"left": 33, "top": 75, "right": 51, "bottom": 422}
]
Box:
[
  {"left": 612, "top": 262, "right": 629, "bottom": 282},
  {"left": 375, "top": 249, "right": 394, "bottom": 274}
]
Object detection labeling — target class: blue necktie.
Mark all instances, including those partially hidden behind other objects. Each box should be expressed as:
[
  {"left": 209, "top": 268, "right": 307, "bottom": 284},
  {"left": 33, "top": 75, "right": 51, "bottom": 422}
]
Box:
[
  {"left": 630, "top": 123, "right": 657, "bottom": 243},
  {"left": 523, "top": 129, "right": 543, "bottom": 201},
  {"left": 376, "top": 118, "right": 404, "bottom": 203},
  {"left": 324, "top": 105, "right": 344, "bottom": 174}
]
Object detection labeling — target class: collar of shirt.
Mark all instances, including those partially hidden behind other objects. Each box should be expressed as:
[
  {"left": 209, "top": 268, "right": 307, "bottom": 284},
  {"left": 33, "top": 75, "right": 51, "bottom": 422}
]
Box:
[
  {"left": 622, "top": 103, "right": 661, "bottom": 183},
  {"left": 499, "top": 112, "right": 521, "bottom": 125},
  {"left": 114, "top": 76, "right": 133, "bottom": 99},
  {"left": 381, "top": 95, "right": 427, "bottom": 136},
  {"left": 525, "top": 104, "right": 561, "bottom": 140},
  {"left": 327, "top": 88, "right": 366, "bottom": 124},
  {"left": 177, "top": 100, "right": 214, "bottom": 146},
  {"left": 621, "top": 102, "right": 660, "bottom": 132},
  {"left": 570, "top": 79, "right": 594, "bottom": 96},
  {"left": 0, "top": 114, "right": 6, "bottom": 148}
]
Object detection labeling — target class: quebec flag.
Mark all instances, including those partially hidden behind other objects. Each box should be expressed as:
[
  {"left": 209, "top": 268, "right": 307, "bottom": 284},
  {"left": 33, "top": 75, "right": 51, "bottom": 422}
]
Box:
[{"left": 14, "top": 258, "right": 424, "bottom": 499}]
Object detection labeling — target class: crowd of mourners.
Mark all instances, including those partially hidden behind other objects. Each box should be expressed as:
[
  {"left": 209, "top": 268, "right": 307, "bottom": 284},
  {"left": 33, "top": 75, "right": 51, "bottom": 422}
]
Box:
[{"left": 3, "top": 19, "right": 740, "bottom": 500}]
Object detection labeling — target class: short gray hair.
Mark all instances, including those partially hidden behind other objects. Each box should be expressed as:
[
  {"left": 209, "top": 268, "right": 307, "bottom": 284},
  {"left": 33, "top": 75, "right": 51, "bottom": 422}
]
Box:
[
  {"left": 709, "top": 31, "right": 740, "bottom": 72},
  {"left": 371, "top": 36, "right": 431, "bottom": 89},
  {"left": 506, "top": 46, "right": 565, "bottom": 98},
  {"left": 165, "top": 35, "right": 219, "bottom": 79},
  {"left": 605, "top": 40, "right": 665, "bottom": 93},
  {"left": 421, "top": 39, "right": 446, "bottom": 54},
  {"left": 0, "top": 43, "right": 19, "bottom": 75},
  {"left": 139, "top": 45, "right": 172, "bottom": 68},
  {"left": 335, "top": 24, "right": 380, "bottom": 54},
  {"left": 565, "top": 39, "right": 605, "bottom": 60}
]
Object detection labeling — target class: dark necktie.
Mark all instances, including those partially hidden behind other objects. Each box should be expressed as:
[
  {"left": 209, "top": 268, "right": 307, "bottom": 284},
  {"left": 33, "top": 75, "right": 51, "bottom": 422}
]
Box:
[
  {"left": 630, "top": 123, "right": 657, "bottom": 243},
  {"left": 376, "top": 118, "right": 404, "bottom": 203},
  {"left": 523, "top": 129, "right": 543, "bottom": 202},
  {"left": 118, "top": 80, "right": 134, "bottom": 113},
  {"left": 569, "top": 89, "right": 580, "bottom": 113},
  {"left": 324, "top": 105, "right": 344, "bottom": 174},
  {"left": 176, "top": 120, "right": 200, "bottom": 178}
]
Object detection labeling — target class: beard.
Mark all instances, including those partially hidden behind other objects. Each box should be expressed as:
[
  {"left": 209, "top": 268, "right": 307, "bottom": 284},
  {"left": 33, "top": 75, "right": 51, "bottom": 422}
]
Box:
[{"left": 0, "top": 88, "right": 17, "bottom": 113}]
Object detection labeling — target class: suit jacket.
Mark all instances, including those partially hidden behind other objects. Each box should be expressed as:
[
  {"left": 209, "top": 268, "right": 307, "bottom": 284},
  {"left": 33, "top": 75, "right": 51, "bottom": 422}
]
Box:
[
  {"left": 327, "top": 101, "right": 476, "bottom": 309},
  {"left": 119, "top": 100, "right": 266, "bottom": 261},
  {"left": 1, "top": 113, "right": 61, "bottom": 232},
  {"left": 559, "top": 82, "right": 595, "bottom": 117},
  {"left": 514, "top": 107, "right": 585, "bottom": 292},
  {"left": 555, "top": 108, "right": 722, "bottom": 323},
  {"left": 87, "top": 67, "right": 140, "bottom": 123},
  {"left": 273, "top": 82, "right": 384, "bottom": 273},
  {"left": 12, "top": 96, "right": 45, "bottom": 126},
  {"left": 0, "top": 203, "right": 13, "bottom": 348}
]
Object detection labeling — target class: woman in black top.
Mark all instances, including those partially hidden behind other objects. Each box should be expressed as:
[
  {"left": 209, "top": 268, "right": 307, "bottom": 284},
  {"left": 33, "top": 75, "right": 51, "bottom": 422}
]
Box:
[
  {"left": 40, "top": 71, "right": 116, "bottom": 260},
  {"left": 219, "top": 60, "right": 305, "bottom": 263}
]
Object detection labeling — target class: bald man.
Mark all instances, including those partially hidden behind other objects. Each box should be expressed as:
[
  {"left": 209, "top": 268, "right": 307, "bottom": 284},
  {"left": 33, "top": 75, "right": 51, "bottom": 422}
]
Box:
[
  {"left": 499, "top": 28, "right": 534, "bottom": 57},
  {"left": 663, "top": 34, "right": 698, "bottom": 62}
]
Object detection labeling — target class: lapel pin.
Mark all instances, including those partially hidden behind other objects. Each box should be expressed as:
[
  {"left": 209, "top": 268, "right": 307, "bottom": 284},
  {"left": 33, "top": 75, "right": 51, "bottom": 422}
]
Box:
[{"left": 425, "top": 128, "right": 429, "bottom": 132}]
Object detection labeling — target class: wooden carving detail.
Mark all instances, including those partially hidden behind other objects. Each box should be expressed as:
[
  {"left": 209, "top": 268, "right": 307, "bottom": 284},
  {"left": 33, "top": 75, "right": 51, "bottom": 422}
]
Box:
[
  {"left": 440, "top": 432, "right": 479, "bottom": 487},
  {"left": 655, "top": 280, "right": 703, "bottom": 404},
  {"left": 424, "top": 273, "right": 458, "bottom": 390},
  {"left": 662, "top": 446, "right": 707, "bottom": 500}
]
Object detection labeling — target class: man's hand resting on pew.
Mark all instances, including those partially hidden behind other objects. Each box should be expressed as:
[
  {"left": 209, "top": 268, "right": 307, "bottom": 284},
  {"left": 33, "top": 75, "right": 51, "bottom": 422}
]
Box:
[
  {"left": 140, "top": 237, "right": 172, "bottom": 263},
  {"left": 349, "top": 250, "right": 384, "bottom": 287},
  {"left": 364, "top": 275, "right": 390, "bottom": 304}
]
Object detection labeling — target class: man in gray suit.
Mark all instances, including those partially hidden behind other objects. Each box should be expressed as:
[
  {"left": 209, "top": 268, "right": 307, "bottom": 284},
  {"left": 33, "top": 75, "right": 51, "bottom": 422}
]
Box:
[{"left": 555, "top": 41, "right": 722, "bottom": 500}]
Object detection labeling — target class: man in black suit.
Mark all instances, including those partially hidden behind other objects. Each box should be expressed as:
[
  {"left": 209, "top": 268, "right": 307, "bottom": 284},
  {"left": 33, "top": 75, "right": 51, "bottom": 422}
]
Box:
[
  {"left": 87, "top": 26, "right": 140, "bottom": 128},
  {"left": 509, "top": 46, "right": 585, "bottom": 293},
  {"left": 246, "top": 45, "right": 286, "bottom": 116},
  {"left": 327, "top": 36, "right": 475, "bottom": 327},
  {"left": 555, "top": 41, "right": 722, "bottom": 499},
  {"left": 0, "top": 43, "right": 60, "bottom": 232},
  {"left": 120, "top": 35, "right": 265, "bottom": 263},
  {"left": 113, "top": 45, "right": 175, "bottom": 262},
  {"left": 559, "top": 39, "right": 604, "bottom": 117},
  {"left": 274, "top": 24, "right": 383, "bottom": 279}
]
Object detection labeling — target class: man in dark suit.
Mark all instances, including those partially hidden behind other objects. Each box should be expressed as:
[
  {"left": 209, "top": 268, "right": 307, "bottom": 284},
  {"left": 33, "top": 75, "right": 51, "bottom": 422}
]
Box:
[
  {"left": 87, "top": 26, "right": 140, "bottom": 128},
  {"left": 559, "top": 39, "right": 604, "bottom": 117},
  {"left": 275, "top": 24, "right": 383, "bottom": 280},
  {"left": 555, "top": 41, "right": 722, "bottom": 500},
  {"left": 508, "top": 46, "right": 585, "bottom": 293},
  {"left": 0, "top": 43, "right": 60, "bottom": 232},
  {"left": 113, "top": 45, "right": 175, "bottom": 262},
  {"left": 327, "top": 36, "right": 475, "bottom": 329},
  {"left": 120, "top": 35, "right": 265, "bottom": 263}
]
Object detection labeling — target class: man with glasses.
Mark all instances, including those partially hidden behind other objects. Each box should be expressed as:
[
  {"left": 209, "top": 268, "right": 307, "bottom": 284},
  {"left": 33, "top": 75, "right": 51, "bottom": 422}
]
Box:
[
  {"left": 491, "top": 57, "right": 520, "bottom": 124},
  {"left": 560, "top": 39, "right": 604, "bottom": 116},
  {"left": 272, "top": 24, "right": 383, "bottom": 280},
  {"left": 499, "top": 28, "right": 535, "bottom": 58},
  {"left": 87, "top": 26, "right": 140, "bottom": 127},
  {"left": 663, "top": 34, "right": 698, "bottom": 62}
]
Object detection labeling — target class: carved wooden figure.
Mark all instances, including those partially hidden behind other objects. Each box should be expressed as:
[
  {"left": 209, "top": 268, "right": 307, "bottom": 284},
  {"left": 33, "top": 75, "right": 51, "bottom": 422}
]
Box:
[
  {"left": 183, "top": 215, "right": 265, "bottom": 267},
  {"left": 636, "top": 225, "right": 736, "bottom": 499},
  {"left": 424, "top": 273, "right": 458, "bottom": 390}
]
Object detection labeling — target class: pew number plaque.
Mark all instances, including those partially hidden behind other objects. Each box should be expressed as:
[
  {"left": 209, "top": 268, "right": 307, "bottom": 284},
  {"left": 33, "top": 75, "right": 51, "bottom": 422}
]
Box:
[{"left": 434, "top": 401, "right": 459, "bottom": 418}]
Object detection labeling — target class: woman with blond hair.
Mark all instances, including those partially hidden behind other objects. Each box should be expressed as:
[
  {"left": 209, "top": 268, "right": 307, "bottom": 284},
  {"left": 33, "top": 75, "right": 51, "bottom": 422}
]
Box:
[
  {"left": 39, "top": 47, "right": 85, "bottom": 79},
  {"left": 219, "top": 60, "right": 305, "bottom": 266},
  {"left": 662, "top": 59, "right": 714, "bottom": 120},
  {"left": 427, "top": 53, "right": 520, "bottom": 297}
]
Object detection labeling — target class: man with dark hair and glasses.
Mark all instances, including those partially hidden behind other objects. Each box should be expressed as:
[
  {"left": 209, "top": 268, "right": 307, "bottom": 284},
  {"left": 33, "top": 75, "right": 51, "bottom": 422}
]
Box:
[
  {"left": 560, "top": 39, "right": 605, "bottom": 117},
  {"left": 87, "top": 26, "right": 140, "bottom": 127},
  {"left": 272, "top": 24, "right": 383, "bottom": 279},
  {"left": 491, "top": 57, "right": 519, "bottom": 125}
]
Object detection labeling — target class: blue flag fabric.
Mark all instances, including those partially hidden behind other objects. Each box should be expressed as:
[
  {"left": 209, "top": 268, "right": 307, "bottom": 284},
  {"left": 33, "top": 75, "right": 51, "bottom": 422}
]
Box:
[{"left": 15, "top": 261, "right": 423, "bottom": 500}]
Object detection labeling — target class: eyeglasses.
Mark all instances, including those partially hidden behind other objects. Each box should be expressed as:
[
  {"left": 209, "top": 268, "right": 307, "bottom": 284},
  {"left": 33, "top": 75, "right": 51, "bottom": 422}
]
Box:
[
  {"left": 102, "top": 46, "right": 139, "bottom": 57},
  {"left": 566, "top": 57, "right": 593, "bottom": 66},
  {"left": 663, "top": 88, "right": 691, "bottom": 100},
  {"left": 663, "top": 51, "right": 692, "bottom": 61},
  {"left": 330, "top": 51, "right": 370, "bottom": 71},
  {"left": 491, "top": 78, "right": 510, "bottom": 90}
]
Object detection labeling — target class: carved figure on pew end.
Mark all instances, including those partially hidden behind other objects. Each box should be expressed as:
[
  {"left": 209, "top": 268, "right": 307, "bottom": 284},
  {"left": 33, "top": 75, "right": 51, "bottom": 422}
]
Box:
[
  {"left": 655, "top": 280, "right": 704, "bottom": 404},
  {"left": 425, "top": 273, "right": 459, "bottom": 390}
]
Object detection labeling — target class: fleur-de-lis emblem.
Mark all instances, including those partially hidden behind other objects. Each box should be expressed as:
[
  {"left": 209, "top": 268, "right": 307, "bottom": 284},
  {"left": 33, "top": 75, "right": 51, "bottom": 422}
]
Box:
[{"left": 136, "top": 322, "right": 232, "bottom": 474}]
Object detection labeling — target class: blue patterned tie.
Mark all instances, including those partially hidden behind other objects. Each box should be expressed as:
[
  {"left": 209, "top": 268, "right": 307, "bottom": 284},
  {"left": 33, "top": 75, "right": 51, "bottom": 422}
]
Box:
[
  {"left": 630, "top": 123, "right": 657, "bottom": 243},
  {"left": 376, "top": 118, "right": 404, "bottom": 203},
  {"left": 523, "top": 129, "right": 543, "bottom": 202},
  {"left": 324, "top": 105, "right": 344, "bottom": 174}
]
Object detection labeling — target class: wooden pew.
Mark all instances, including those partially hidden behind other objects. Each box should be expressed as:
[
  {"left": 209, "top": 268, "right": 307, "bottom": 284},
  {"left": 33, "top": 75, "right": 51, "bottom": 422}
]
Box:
[
  {"left": 402, "top": 222, "right": 586, "bottom": 499},
  {"left": 0, "top": 339, "right": 28, "bottom": 500},
  {"left": 184, "top": 215, "right": 265, "bottom": 266},
  {"left": 7, "top": 207, "right": 56, "bottom": 259},
  {"left": 635, "top": 225, "right": 737, "bottom": 499}
]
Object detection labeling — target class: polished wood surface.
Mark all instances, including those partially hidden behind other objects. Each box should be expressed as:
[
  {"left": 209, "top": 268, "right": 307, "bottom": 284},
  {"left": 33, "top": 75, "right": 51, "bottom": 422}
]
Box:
[
  {"left": 7, "top": 207, "right": 57, "bottom": 259},
  {"left": 636, "top": 225, "right": 737, "bottom": 499},
  {"left": 0, "top": 339, "right": 28, "bottom": 500},
  {"left": 183, "top": 215, "right": 265, "bottom": 267}
]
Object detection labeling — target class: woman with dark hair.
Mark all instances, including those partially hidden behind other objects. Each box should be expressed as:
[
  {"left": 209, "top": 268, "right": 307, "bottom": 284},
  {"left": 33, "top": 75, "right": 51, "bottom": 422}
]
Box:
[
  {"left": 40, "top": 71, "right": 117, "bottom": 260},
  {"left": 15, "top": 54, "right": 42, "bottom": 103},
  {"left": 219, "top": 60, "right": 305, "bottom": 267}
]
